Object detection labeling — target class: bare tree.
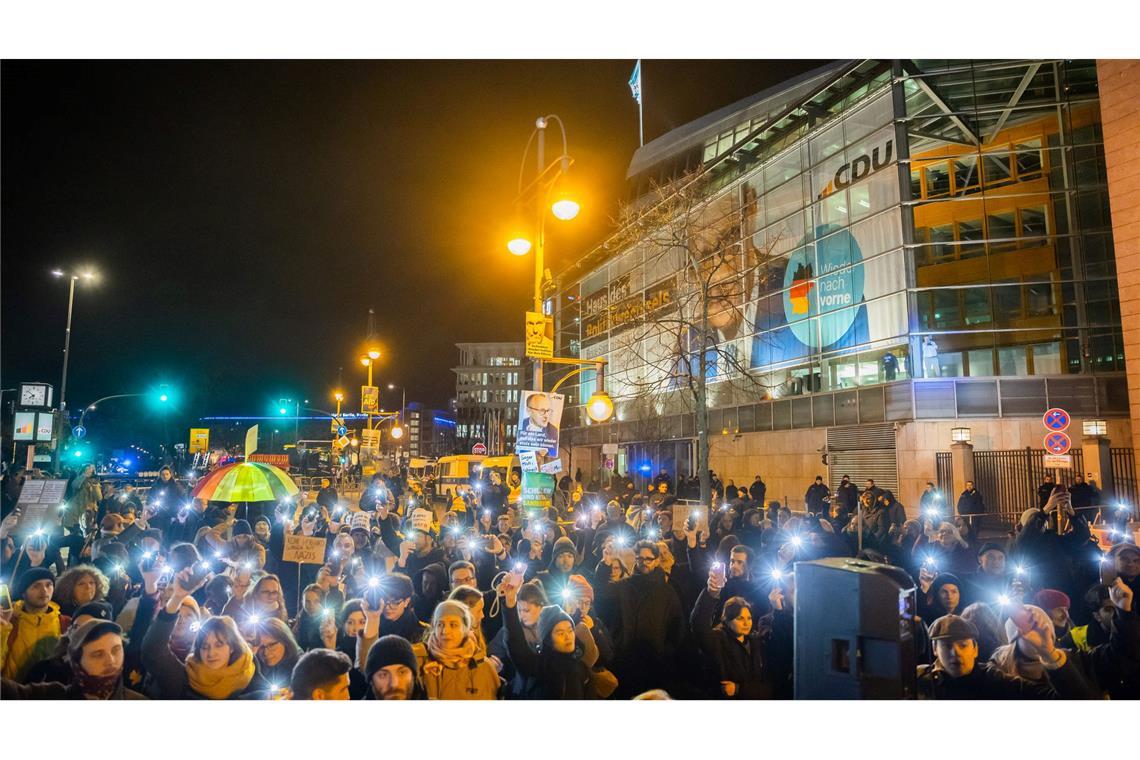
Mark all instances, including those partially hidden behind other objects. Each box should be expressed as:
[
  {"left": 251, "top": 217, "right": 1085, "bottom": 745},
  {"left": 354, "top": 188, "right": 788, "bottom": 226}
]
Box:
[{"left": 599, "top": 168, "right": 782, "bottom": 506}]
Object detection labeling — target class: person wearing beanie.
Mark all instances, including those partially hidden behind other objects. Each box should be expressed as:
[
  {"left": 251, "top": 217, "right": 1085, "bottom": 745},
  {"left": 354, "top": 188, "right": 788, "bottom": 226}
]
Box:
[
  {"left": 690, "top": 562, "right": 775, "bottom": 699},
  {"left": 289, "top": 648, "right": 351, "bottom": 700},
  {"left": 23, "top": 599, "right": 117, "bottom": 685},
  {"left": 990, "top": 588, "right": 1136, "bottom": 698},
  {"left": 963, "top": 542, "right": 1012, "bottom": 608},
  {"left": 1, "top": 620, "right": 145, "bottom": 700},
  {"left": 919, "top": 573, "right": 963, "bottom": 621},
  {"left": 361, "top": 634, "right": 425, "bottom": 700},
  {"left": 1, "top": 567, "right": 61, "bottom": 681},
  {"left": 498, "top": 574, "right": 599, "bottom": 699},
  {"left": 1034, "top": 589, "right": 1072, "bottom": 639},
  {"left": 534, "top": 536, "right": 580, "bottom": 596}
]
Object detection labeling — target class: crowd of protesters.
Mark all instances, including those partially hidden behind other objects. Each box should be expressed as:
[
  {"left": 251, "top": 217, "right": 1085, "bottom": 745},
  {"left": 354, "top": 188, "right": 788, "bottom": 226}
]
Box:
[{"left": 0, "top": 460, "right": 1136, "bottom": 701}]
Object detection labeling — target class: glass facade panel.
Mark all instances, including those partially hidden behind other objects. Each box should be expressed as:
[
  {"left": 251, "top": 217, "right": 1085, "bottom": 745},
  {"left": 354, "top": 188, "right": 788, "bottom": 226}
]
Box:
[{"left": 553, "top": 61, "right": 1119, "bottom": 430}]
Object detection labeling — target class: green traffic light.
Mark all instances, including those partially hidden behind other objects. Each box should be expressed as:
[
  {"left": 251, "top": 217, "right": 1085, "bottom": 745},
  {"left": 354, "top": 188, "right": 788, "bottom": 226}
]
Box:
[
  {"left": 279, "top": 407, "right": 288, "bottom": 415},
  {"left": 159, "top": 394, "right": 169, "bottom": 402}
]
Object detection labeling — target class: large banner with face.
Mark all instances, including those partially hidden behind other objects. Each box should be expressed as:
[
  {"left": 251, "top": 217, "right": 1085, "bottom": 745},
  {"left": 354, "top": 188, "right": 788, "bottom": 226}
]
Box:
[{"left": 516, "top": 390, "right": 565, "bottom": 457}]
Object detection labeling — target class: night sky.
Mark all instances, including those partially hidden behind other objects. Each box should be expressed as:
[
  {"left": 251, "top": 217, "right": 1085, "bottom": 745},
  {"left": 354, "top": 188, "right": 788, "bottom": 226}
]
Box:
[{"left": 1, "top": 59, "right": 829, "bottom": 452}]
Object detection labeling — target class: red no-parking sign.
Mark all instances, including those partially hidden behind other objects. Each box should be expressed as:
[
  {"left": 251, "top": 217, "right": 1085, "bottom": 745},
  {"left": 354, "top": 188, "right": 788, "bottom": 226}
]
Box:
[
  {"left": 1042, "top": 408, "right": 1070, "bottom": 432},
  {"left": 1043, "top": 431, "right": 1071, "bottom": 455}
]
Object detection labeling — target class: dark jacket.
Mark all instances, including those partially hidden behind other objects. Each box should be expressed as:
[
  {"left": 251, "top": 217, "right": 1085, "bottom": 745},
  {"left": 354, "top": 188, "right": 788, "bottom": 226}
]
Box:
[
  {"left": 502, "top": 605, "right": 597, "bottom": 699},
  {"left": 748, "top": 480, "right": 767, "bottom": 506},
  {"left": 689, "top": 588, "right": 774, "bottom": 699},
  {"left": 594, "top": 567, "right": 685, "bottom": 695},
  {"left": 804, "top": 483, "right": 830, "bottom": 514},
  {"left": 916, "top": 658, "right": 1086, "bottom": 699},
  {"left": 141, "top": 609, "right": 269, "bottom": 699},
  {"left": 956, "top": 488, "right": 985, "bottom": 516},
  {"left": 379, "top": 608, "right": 430, "bottom": 644},
  {"left": 2, "top": 676, "right": 146, "bottom": 700}
]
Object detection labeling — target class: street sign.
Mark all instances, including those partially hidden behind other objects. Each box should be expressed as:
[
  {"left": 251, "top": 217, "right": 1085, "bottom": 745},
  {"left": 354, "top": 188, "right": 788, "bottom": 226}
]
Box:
[
  {"left": 337, "top": 425, "right": 348, "bottom": 437},
  {"left": 471, "top": 442, "right": 488, "bottom": 455},
  {"left": 604, "top": 456, "right": 615, "bottom": 470},
  {"left": 602, "top": 443, "right": 618, "bottom": 455},
  {"left": 189, "top": 428, "right": 209, "bottom": 453},
  {"left": 72, "top": 425, "right": 86, "bottom": 439},
  {"left": 335, "top": 435, "right": 350, "bottom": 449},
  {"left": 1043, "top": 454, "right": 1073, "bottom": 469},
  {"left": 1043, "top": 431, "right": 1072, "bottom": 455},
  {"left": 1042, "top": 408, "right": 1070, "bottom": 432}
]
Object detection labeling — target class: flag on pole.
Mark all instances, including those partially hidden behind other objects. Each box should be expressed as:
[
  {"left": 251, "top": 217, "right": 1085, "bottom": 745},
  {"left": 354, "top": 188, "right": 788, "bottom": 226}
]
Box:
[{"left": 628, "top": 60, "right": 642, "bottom": 104}]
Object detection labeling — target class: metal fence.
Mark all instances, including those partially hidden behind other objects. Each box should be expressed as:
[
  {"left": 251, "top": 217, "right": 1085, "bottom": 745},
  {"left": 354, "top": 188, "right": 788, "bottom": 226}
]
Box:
[
  {"left": 972, "top": 448, "right": 1086, "bottom": 528},
  {"left": 935, "top": 452, "right": 953, "bottom": 496},
  {"left": 1110, "top": 448, "right": 1138, "bottom": 509}
]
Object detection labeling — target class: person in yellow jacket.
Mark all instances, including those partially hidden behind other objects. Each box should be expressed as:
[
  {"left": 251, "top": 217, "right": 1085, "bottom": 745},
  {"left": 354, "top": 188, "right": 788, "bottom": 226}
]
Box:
[{"left": 1, "top": 567, "right": 62, "bottom": 681}]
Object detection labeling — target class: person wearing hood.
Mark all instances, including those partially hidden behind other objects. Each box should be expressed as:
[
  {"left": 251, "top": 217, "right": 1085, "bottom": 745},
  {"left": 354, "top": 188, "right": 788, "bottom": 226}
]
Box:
[
  {"left": 360, "top": 634, "right": 427, "bottom": 700},
  {"left": 1107, "top": 542, "right": 1139, "bottom": 602},
  {"left": 919, "top": 572, "right": 964, "bottom": 623},
  {"left": 690, "top": 562, "right": 775, "bottom": 699},
  {"left": 141, "top": 566, "right": 268, "bottom": 699},
  {"left": 1, "top": 567, "right": 61, "bottom": 681},
  {"left": 914, "top": 520, "right": 974, "bottom": 577},
  {"left": 917, "top": 614, "right": 1089, "bottom": 699},
  {"left": 376, "top": 573, "right": 429, "bottom": 643},
  {"left": 594, "top": 539, "right": 684, "bottom": 698},
  {"left": 412, "top": 561, "right": 449, "bottom": 622},
  {"left": 534, "top": 536, "right": 580, "bottom": 596},
  {"left": 497, "top": 574, "right": 599, "bottom": 699},
  {"left": 289, "top": 648, "right": 352, "bottom": 700},
  {"left": 1, "top": 620, "right": 145, "bottom": 700}
]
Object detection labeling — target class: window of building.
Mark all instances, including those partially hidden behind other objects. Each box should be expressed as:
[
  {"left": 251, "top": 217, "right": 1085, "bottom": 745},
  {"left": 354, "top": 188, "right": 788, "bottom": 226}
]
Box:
[
  {"left": 963, "top": 289, "right": 992, "bottom": 325},
  {"left": 1015, "top": 140, "right": 1043, "bottom": 179},
  {"left": 982, "top": 150, "right": 1013, "bottom": 187},
  {"left": 932, "top": 289, "right": 961, "bottom": 328},
  {"left": 953, "top": 156, "right": 980, "bottom": 195},
  {"left": 956, "top": 218, "right": 985, "bottom": 259},
  {"left": 966, "top": 348, "right": 995, "bottom": 376},
  {"left": 986, "top": 211, "right": 1017, "bottom": 253},
  {"left": 926, "top": 163, "right": 951, "bottom": 197},
  {"left": 998, "top": 345, "right": 1028, "bottom": 376},
  {"left": 1019, "top": 206, "right": 1048, "bottom": 246}
]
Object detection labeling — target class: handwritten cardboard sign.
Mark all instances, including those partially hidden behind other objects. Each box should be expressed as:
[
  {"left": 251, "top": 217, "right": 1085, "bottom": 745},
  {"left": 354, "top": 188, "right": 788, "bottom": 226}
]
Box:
[{"left": 282, "top": 534, "right": 327, "bottom": 564}]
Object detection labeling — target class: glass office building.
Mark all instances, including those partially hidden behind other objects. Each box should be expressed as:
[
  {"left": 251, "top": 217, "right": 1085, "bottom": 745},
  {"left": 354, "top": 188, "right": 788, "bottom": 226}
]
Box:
[{"left": 551, "top": 60, "right": 1128, "bottom": 504}]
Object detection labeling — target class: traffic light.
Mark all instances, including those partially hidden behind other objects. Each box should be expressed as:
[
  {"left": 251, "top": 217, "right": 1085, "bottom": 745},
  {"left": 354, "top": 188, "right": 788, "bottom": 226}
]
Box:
[
  {"left": 158, "top": 384, "right": 170, "bottom": 403},
  {"left": 277, "top": 398, "right": 290, "bottom": 415}
]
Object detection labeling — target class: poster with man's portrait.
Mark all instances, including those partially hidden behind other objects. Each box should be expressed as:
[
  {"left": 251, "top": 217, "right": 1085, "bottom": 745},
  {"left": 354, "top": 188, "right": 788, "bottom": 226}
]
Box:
[{"left": 516, "top": 390, "right": 564, "bottom": 457}]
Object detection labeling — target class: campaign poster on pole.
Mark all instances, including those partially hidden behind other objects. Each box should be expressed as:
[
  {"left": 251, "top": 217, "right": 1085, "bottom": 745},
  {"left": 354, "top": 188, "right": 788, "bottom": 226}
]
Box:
[
  {"left": 516, "top": 390, "right": 564, "bottom": 457},
  {"left": 361, "top": 386, "right": 379, "bottom": 415},
  {"left": 521, "top": 471, "right": 555, "bottom": 511},
  {"left": 524, "top": 311, "right": 554, "bottom": 359}
]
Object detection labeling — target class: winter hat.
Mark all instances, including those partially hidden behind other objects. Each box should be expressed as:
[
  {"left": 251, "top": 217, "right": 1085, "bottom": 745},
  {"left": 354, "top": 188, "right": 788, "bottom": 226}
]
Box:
[
  {"left": 15, "top": 567, "right": 55, "bottom": 599},
  {"left": 536, "top": 605, "right": 573, "bottom": 647},
  {"left": 67, "top": 620, "right": 123, "bottom": 665},
  {"left": 1107, "top": 542, "right": 1140, "bottom": 560},
  {"left": 929, "top": 573, "right": 963, "bottom": 604},
  {"left": 1019, "top": 508, "right": 1042, "bottom": 529},
  {"left": 551, "top": 537, "right": 577, "bottom": 563},
  {"left": 1005, "top": 604, "right": 1052, "bottom": 643},
  {"left": 565, "top": 574, "right": 594, "bottom": 603},
  {"left": 350, "top": 512, "right": 371, "bottom": 533},
  {"left": 231, "top": 520, "right": 253, "bottom": 537},
  {"left": 976, "top": 542, "right": 1007, "bottom": 558},
  {"left": 431, "top": 599, "right": 472, "bottom": 631},
  {"left": 1034, "top": 589, "right": 1071, "bottom": 611},
  {"left": 72, "top": 601, "right": 114, "bottom": 623},
  {"left": 364, "top": 635, "right": 418, "bottom": 681}
]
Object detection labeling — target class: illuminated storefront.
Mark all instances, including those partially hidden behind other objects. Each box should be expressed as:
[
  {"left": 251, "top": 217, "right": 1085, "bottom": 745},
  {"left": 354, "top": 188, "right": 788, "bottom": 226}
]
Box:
[{"left": 551, "top": 60, "right": 1130, "bottom": 506}]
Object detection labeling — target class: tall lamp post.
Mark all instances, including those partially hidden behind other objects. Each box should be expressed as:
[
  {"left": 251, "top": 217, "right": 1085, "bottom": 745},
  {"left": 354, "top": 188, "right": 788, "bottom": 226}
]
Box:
[
  {"left": 50, "top": 267, "right": 97, "bottom": 474},
  {"left": 387, "top": 383, "right": 406, "bottom": 462},
  {"left": 506, "top": 115, "right": 579, "bottom": 392}
]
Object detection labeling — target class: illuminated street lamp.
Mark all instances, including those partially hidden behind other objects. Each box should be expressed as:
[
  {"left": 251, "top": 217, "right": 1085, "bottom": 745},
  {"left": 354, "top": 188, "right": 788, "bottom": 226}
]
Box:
[
  {"left": 586, "top": 390, "right": 614, "bottom": 423},
  {"left": 507, "top": 237, "right": 532, "bottom": 256},
  {"left": 51, "top": 266, "right": 100, "bottom": 474}
]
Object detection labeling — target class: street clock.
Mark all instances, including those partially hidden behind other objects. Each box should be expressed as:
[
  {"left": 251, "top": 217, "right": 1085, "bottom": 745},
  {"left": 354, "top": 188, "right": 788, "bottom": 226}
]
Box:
[{"left": 19, "top": 382, "right": 53, "bottom": 409}]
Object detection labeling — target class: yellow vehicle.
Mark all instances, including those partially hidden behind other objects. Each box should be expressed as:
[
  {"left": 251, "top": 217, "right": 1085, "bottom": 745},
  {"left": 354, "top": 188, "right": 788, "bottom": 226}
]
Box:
[
  {"left": 480, "top": 455, "right": 523, "bottom": 508},
  {"left": 434, "top": 455, "right": 485, "bottom": 502}
]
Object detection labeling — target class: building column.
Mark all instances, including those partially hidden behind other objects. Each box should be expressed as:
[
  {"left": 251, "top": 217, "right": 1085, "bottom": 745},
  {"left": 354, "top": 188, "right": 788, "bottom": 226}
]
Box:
[
  {"left": 950, "top": 441, "right": 975, "bottom": 504},
  {"left": 1082, "top": 435, "right": 1114, "bottom": 502},
  {"left": 1097, "top": 60, "right": 1140, "bottom": 483}
]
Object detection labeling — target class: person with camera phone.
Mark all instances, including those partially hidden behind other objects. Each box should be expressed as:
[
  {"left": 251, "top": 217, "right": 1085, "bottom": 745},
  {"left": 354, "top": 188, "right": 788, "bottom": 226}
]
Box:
[{"left": 689, "top": 561, "right": 776, "bottom": 698}]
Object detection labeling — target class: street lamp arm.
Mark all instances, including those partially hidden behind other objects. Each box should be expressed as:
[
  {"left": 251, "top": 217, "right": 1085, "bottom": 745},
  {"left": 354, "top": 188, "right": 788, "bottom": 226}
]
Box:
[
  {"left": 516, "top": 113, "right": 571, "bottom": 195},
  {"left": 548, "top": 359, "right": 607, "bottom": 394},
  {"left": 77, "top": 393, "right": 145, "bottom": 429}
]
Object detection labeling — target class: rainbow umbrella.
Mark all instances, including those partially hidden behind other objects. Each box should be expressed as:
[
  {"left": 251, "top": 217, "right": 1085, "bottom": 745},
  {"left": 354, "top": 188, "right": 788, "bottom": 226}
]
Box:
[{"left": 191, "top": 461, "right": 299, "bottom": 503}]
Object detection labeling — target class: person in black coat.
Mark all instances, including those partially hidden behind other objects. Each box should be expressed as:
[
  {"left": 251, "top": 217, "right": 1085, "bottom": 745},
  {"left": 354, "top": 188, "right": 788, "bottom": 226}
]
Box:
[
  {"left": 956, "top": 481, "right": 985, "bottom": 518},
  {"left": 594, "top": 540, "right": 685, "bottom": 697},
  {"left": 690, "top": 567, "right": 775, "bottom": 699},
  {"left": 834, "top": 475, "right": 859, "bottom": 519},
  {"left": 804, "top": 476, "right": 830, "bottom": 515},
  {"left": 748, "top": 476, "right": 767, "bottom": 506},
  {"left": 1036, "top": 475, "right": 1056, "bottom": 510},
  {"left": 498, "top": 579, "right": 598, "bottom": 700}
]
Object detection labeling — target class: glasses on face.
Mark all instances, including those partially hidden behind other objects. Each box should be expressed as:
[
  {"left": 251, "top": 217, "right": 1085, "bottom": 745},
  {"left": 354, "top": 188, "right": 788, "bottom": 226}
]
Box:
[
  {"left": 383, "top": 599, "right": 409, "bottom": 609},
  {"left": 255, "top": 639, "right": 283, "bottom": 653},
  {"left": 527, "top": 406, "right": 552, "bottom": 415},
  {"left": 635, "top": 554, "right": 657, "bottom": 563},
  {"left": 452, "top": 575, "right": 475, "bottom": 586}
]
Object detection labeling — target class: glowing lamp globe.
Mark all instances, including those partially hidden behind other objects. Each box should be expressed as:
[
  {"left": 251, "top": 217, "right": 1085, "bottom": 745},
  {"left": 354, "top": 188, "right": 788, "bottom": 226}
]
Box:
[
  {"left": 391, "top": 426, "right": 404, "bottom": 439},
  {"left": 585, "top": 391, "right": 614, "bottom": 423},
  {"left": 551, "top": 198, "right": 580, "bottom": 221},
  {"left": 507, "top": 237, "right": 532, "bottom": 256}
]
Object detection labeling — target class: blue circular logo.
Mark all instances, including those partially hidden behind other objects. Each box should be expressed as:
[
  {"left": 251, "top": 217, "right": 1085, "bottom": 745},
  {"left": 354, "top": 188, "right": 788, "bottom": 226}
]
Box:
[
  {"left": 73, "top": 425, "right": 86, "bottom": 439},
  {"left": 782, "top": 224, "right": 864, "bottom": 348}
]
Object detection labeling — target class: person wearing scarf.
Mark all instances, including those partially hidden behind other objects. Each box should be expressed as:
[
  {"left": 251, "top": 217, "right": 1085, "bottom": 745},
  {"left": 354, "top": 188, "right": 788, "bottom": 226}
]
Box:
[
  {"left": 141, "top": 566, "right": 267, "bottom": 699},
  {"left": 1, "top": 620, "right": 145, "bottom": 700},
  {"left": 410, "top": 600, "right": 500, "bottom": 699}
]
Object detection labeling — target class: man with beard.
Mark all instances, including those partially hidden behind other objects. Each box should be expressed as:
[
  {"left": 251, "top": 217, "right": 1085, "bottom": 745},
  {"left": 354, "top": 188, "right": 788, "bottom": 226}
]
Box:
[
  {"left": 2, "top": 620, "right": 145, "bottom": 699},
  {"left": 594, "top": 539, "right": 684, "bottom": 697},
  {"left": 362, "top": 635, "right": 426, "bottom": 700}
]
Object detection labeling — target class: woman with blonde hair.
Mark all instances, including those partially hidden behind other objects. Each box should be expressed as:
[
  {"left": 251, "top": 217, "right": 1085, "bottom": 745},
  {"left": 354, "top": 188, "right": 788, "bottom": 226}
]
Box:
[{"left": 413, "top": 600, "right": 500, "bottom": 699}]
